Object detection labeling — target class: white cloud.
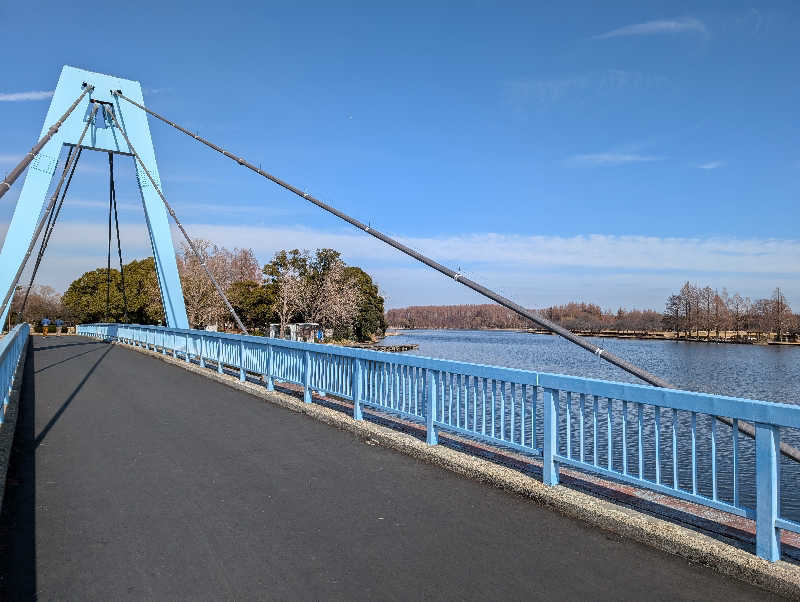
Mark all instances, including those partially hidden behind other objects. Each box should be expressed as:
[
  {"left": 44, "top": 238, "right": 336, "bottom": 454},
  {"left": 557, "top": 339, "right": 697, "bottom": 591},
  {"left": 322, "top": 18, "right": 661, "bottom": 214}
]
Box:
[
  {"left": 504, "top": 70, "right": 668, "bottom": 108},
  {"left": 0, "top": 154, "right": 22, "bottom": 164},
  {"left": 4, "top": 221, "right": 799, "bottom": 309},
  {"left": 566, "top": 153, "right": 663, "bottom": 166},
  {"left": 595, "top": 18, "right": 707, "bottom": 39},
  {"left": 695, "top": 161, "right": 726, "bottom": 170},
  {"left": 0, "top": 90, "right": 54, "bottom": 102}
]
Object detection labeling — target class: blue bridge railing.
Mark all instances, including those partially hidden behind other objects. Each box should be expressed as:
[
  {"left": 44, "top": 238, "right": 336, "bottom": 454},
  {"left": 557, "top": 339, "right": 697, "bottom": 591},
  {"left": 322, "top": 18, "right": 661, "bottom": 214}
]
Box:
[
  {"left": 1, "top": 323, "right": 29, "bottom": 425},
  {"left": 78, "top": 322, "right": 800, "bottom": 562}
]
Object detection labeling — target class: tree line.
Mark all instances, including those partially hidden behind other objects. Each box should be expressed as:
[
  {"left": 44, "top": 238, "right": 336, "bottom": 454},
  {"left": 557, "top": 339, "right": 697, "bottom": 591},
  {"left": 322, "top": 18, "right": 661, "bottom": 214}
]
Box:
[
  {"left": 386, "top": 283, "right": 799, "bottom": 343},
  {"left": 385, "top": 302, "right": 663, "bottom": 334},
  {"left": 663, "top": 282, "right": 798, "bottom": 342},
  {"left": 15, "top": 243, "right": 385, "bottom": 342}
]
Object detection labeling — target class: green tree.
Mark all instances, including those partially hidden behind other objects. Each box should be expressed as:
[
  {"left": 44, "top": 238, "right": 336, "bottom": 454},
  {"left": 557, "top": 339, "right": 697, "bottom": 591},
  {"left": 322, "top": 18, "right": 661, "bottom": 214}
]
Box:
[
  {"left": 63, "top": 257, "right": 164, "bottom": 325},
  {"left": 228, "top": 280, "right": 277, "bottom": 334}
]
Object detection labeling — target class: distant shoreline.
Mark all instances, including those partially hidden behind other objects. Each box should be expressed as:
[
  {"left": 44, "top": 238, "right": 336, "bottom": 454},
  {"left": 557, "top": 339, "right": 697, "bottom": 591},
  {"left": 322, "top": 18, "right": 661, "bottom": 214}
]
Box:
[{"left": 384, "top": 328, "right": 800, "bottom": 347}]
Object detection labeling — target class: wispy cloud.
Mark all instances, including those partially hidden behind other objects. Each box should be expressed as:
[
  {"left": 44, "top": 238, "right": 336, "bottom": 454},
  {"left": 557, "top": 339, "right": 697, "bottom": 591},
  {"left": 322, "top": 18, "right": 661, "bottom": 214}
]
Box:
[
  {"left": 566, "top": 153, "right": 663, "bottom": 167},
  {"left": 3, "top": 221, "right": 799, "bottom": 309},
  {"left": 0, "top": 90, "right": 54, "bottom": 102},
  {"left": 505, "top": 70, "right": 668, "bottom": 108},
  {"left": 0, "top": 154, "right": 22, "bottom": 164},
  {"left": 595, "top": 18, "right": 707, "bottom": 39},
  {"left": 694, "top": 161, "right": 725, "bottom": 170}
]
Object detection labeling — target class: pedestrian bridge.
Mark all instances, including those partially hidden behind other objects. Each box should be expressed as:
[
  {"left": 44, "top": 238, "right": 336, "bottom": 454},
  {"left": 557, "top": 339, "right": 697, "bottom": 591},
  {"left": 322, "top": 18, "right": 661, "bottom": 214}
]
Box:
[
  {"left": 0, "top": 67, "right": 797, "bottom": 597},
  {"left": 0, "top": 324, "right": 796, "bottom": 598}
]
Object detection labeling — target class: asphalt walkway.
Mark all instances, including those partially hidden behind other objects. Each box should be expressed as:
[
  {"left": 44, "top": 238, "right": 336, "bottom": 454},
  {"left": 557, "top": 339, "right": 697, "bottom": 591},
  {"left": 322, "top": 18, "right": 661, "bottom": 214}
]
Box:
[{"left": 0, "top": 336, "right": 776, "bottom": 600}]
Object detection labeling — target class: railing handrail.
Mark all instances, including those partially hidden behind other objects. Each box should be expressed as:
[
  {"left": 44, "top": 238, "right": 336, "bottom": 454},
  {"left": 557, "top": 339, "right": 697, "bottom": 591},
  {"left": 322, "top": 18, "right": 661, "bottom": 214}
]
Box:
[
  {"left": 77, "top": 322, "right": 799, "bottom": 562},
  {"left": 83, "top": 322, "right": 800, "bottom": 428},
  {"left": 0, "top": 323, "right": 28, "bottom": 364}
]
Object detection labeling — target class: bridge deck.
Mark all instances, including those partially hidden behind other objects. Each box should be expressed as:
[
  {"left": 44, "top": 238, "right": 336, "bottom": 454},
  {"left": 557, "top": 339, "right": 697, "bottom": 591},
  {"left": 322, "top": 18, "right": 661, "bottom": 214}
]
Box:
[{"left": 0, "top": 336, "right": 773, "bottom": 600}]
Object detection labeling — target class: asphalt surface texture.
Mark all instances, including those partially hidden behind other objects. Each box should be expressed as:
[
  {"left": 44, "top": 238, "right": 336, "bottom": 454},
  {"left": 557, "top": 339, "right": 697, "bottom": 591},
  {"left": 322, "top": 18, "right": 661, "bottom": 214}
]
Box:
[{"left": 0, "top": 335, "right": 778, "bottom": 600}]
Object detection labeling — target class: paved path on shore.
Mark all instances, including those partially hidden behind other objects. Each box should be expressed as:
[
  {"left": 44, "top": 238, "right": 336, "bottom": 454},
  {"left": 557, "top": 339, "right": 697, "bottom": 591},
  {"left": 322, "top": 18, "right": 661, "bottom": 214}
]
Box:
[{"left": 0, "top": 336, "right": 776, "bottom": 600}]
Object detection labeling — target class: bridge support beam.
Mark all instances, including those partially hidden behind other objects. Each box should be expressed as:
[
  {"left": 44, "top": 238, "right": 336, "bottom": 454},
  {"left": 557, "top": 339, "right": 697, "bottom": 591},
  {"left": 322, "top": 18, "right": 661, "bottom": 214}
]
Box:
[{"left": 0, "top": 66, "right": 188, "bottom": 329}]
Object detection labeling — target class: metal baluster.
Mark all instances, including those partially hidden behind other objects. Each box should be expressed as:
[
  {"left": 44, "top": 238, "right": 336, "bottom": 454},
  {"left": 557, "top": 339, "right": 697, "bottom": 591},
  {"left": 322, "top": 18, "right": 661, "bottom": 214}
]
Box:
[
  {"left": 579, "top": 394, "right": 585, "bottom": 463},
  {"left": 672, "top": 409, "right": 678, "bottom": 490},
  {"left": 621, "top": 400, "right": 628, "bottom": 474},
  {"left": 499, "top": 381, "right": 506, "bottom": 440},
  {"left": 473, "top": 378, "right": 479, "bottom": 433},
  {"left": 655, "top": 406, "right": 661, "bottom": 484},
  {"left": 607, "top": 398, "right": 612, "bottom": 471},
  {"left": 522, "top": 384, "right": 527, "bottom": 448},
  {"left": 733, "top": 418, "right": 740, "bottom": 507},
  {"left": 638, "top": 403, "right": 644, "bottom": 479},
  {"left": 510, "top": 382, "right": 516, "bottom": 444},
  {"left": 712, "top": 416, "right": 718, "bottom": 500},
  {"left": 566, "top": 392, "right": 572, "bottom": 459},
  {"left": 593, "top": 395, "right": 599, "bottom": 466},
  {"left": 691, "top": 412, "right": 697, "bottom": 495},
  {"left": 491, "top": 380, "right": 496, "bottom": 438}
]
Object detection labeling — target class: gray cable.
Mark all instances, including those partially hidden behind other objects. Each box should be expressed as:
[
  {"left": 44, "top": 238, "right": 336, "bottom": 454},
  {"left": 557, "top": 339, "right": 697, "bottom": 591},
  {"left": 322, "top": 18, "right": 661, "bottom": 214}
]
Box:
[
  {"left": 0, "top": 85, "right": 94, "bottom": 202},
  {"left": 0, "top": 104, "right": 99, "bottom": 320},
  {"left": 104, "top": 103, "right": 249, "bottom": 334},
  {"left": 113, "top": 90, "right": 800, "bottom": 463},
  {"left": 17, "top": 146, "right": 83, "bottom": 320}
]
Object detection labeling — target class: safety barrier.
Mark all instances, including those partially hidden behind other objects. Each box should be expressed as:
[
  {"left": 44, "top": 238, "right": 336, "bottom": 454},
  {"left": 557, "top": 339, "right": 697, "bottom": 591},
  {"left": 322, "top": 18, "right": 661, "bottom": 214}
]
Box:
[
  {"left": 78, "top": 322, "right": 800, "bottom": 562},
  {"left": 0, "top": 323, "right": 29, "bottom": 425}
]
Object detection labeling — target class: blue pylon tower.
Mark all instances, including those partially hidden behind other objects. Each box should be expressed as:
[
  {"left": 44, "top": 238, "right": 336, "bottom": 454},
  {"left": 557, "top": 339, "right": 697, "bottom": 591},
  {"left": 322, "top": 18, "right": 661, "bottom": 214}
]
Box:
[{"left": 0, "top": 66, "right": 189, "bottom": 329}]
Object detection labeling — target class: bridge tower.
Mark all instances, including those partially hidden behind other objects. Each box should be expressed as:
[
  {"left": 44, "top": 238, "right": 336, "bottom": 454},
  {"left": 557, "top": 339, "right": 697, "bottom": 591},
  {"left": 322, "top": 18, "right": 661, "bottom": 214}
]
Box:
[{"left": 0, "top": 66, "right": 189, "bottom": 328}]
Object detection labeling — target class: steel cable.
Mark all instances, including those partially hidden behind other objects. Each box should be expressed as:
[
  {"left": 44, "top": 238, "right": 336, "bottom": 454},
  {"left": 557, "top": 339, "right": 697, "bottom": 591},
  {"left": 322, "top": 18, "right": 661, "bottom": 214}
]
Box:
[
  {"left": 0, "top": 85, "right": 94, "bottom": 202},
  {"left": 0, "top": 104, "right": 99, "bottom": 321},
  {"left": 103, "top": 103, "right": 249, "bottom": 334},
  {"left": 109, "top": 153, "right": 130, "bottom": 321},
  {"left": 113, "top": 91, "right": 800, "bottom": 463},
  {"left": 17, "top": 146, "right": 83, "bottom": 320}
]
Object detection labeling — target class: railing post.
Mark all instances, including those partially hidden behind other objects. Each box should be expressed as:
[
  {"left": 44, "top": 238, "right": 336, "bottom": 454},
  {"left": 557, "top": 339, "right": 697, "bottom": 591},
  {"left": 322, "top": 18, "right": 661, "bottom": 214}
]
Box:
[
  {"left": 239, "top": 338, "right": 246, "bottom": 381},
  {"left": 172, "top": 332, "right": 177, "bottom": 359},
  {"left": 755, "top": 422, "right": 781, "bottom": 561},
  {"left": 266, "top": 345, "right": 274, "bottom": 391},
  {"left": 426, "top": 369, "right": 438, "bottom": 445},
  {"left": 303, "top": 350, "right": 312, "bottom": 403},
  {"left": 543, "top": 388, "right": 560, "bottom": 486},
  {"left": 217, "top": 337, "right": 223, "bottom": 374},
  {"left": 352, "top": 358, "right": 363, "bottom": 420},
  {"left": 199, "top": 335, "right": 205, "bottom": 368},
  {"left": 185, "top": 333, "right": 190, "bottom": 363}
]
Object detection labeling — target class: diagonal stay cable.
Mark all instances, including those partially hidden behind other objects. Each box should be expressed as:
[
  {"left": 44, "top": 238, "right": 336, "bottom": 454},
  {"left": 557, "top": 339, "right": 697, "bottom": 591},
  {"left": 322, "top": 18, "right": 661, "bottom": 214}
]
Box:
[
  {"left": 0, "top": 85, "right": 94, "bottom": 202},
  {"left": 104, "top": 104, "right": 248, "bottom": 334},
  {"left": 109, "top": 153, "right": 130, "bottom": 321},
  {"left": 112, "top": 91, "right": 800, "bottom": 464},
  {"left": 17, "top": 145, "right": 83, "bottom": 319},
  {"left": 111, "top": 90, "right": 663, "bottom": 386},
  {"left": 0, "top": 104, "right": 100, "bottom": 321},
  {"left": 106, "top": 153, "right": 113, "bottom": 321}
]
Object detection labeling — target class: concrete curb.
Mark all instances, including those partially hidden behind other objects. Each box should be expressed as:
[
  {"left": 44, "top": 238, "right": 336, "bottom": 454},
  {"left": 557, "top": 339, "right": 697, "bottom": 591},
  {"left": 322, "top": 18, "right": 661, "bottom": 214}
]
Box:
[
  {"left": 117, "top": 340, "right": 800, "bottom": 599},
  {"left": 0, "top": 337, "right": 29, "bottom": 512}
]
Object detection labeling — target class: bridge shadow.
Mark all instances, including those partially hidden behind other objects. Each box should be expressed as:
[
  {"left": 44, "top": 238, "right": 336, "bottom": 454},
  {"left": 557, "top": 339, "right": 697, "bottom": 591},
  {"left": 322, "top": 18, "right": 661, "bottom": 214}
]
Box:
[
  {"left": 35, "top": 346, "right": 108, "bottom": 374},
  {"left": 35, "top": 344, "right": 113, "bottom": 449},
  {"left": 0, "top": 341, "right": 37, "bottom": 598},
  {"left": 33, "top": 339, "right": 106, "bottom": 352}
]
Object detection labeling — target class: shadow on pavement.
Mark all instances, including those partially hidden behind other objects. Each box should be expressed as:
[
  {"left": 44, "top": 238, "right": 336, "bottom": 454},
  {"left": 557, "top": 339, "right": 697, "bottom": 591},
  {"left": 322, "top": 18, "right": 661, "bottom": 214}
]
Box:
[
  {"left": 34, "top": 344, "right": 113, "bottom": 449},
  {"left": 35, "top": 345, "right": 109, "bottom": 374},
  {"left": 0, "top": 341, "right": 37, "bottom": 598},
  {"left": 32, "top": 339, "right": 106, "bottom": 352}
]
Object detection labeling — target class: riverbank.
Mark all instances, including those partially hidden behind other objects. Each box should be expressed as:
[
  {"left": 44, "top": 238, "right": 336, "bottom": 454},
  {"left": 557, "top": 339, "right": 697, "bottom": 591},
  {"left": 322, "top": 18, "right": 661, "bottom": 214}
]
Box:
[{"left": 385, "top": 328, "right": 800, "bottom": 346}]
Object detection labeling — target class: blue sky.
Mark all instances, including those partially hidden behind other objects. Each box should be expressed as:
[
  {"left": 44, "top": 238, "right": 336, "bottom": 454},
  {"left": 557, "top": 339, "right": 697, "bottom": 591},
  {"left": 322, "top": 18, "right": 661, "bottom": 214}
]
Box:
[{"left": 1, "top": 1, "right": 798, "bottom": 310}]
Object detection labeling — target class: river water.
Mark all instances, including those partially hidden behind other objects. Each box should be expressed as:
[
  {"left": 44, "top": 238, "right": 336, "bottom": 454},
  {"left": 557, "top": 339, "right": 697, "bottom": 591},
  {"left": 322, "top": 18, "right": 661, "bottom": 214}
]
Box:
[{"left": 382, "top": 329, "right": 800, "bottom": 521}]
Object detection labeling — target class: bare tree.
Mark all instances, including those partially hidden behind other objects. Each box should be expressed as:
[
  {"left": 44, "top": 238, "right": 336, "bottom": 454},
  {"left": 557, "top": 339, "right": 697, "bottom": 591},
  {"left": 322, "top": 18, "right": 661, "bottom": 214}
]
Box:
[{"left": 177, "top": 239, "right": 262, "bottom": 330}]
